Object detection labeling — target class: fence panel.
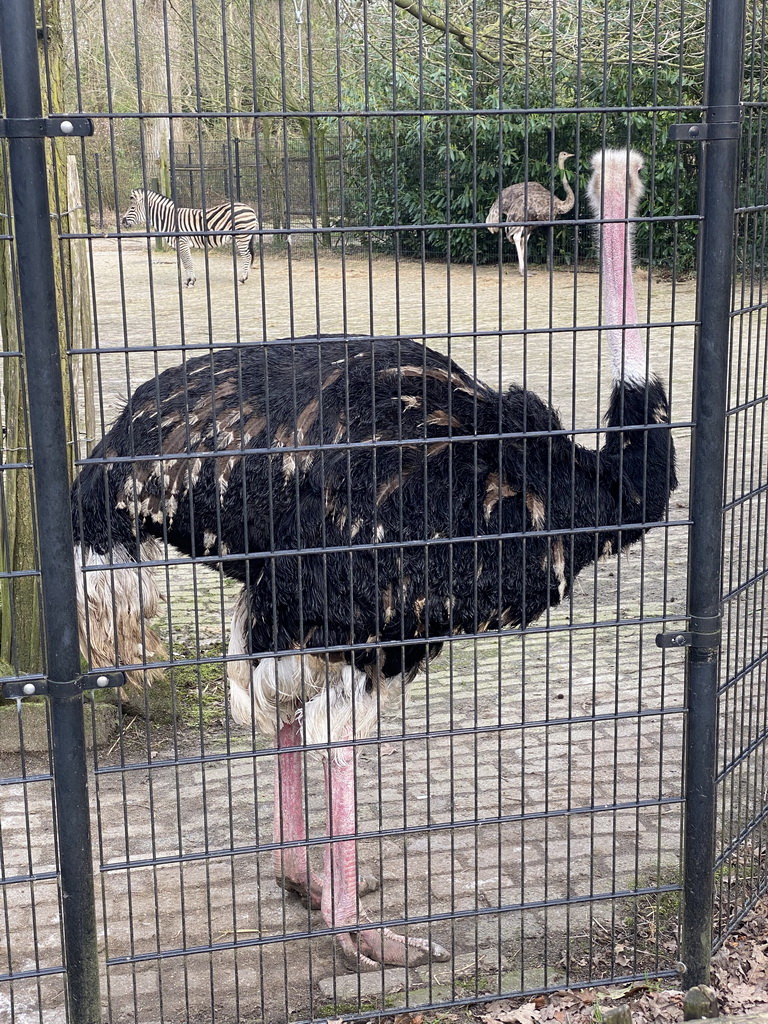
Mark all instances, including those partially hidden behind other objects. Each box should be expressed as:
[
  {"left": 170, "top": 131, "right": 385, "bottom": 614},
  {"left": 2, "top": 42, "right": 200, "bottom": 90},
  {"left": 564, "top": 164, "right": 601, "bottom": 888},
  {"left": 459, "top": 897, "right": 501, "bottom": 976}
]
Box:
[
  {"left": 0, "top": 1, "right": 766, "bottom": 1023},
  {"left": 715, "top": 3, "right": 768, "bottom": 949}
]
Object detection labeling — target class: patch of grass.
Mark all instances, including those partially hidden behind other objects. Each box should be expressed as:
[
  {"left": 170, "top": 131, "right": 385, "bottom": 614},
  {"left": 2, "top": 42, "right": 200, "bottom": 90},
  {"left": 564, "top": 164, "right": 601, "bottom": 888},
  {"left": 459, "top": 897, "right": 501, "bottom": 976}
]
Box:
[
  {"left": 621, "top": 869, "right": 682, "bottom": 941},
  {"left": 168, "top": 641, "right": 227, "bottom": 729},
  {"left": 296, "top": 998, "right": 380, "bottom": 1020}
]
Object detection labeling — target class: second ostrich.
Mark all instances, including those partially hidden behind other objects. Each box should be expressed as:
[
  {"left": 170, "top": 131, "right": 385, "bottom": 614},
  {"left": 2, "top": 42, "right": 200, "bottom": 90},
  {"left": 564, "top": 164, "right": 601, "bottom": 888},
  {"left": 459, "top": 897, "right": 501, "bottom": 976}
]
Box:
[
  {"left": 72, "top": 149, "right": 675, "bottom": 970},
  {"left": 486, "top": 150, "right": 575, "bottom": 275}
]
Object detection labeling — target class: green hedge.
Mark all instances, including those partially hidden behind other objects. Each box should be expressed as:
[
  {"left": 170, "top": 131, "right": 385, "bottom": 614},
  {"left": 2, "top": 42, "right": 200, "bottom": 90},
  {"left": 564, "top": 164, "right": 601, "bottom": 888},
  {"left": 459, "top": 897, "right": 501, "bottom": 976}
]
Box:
[{"left": 341, "top": 64, "right": 701, "bottom": 273}]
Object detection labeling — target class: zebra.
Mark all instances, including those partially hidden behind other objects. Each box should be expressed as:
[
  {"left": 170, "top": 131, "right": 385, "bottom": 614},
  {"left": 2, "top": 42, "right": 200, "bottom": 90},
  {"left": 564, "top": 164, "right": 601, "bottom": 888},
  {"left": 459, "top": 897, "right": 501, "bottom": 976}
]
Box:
[{"left": 121, "top": 188, "right": 259, "bottom": 287}]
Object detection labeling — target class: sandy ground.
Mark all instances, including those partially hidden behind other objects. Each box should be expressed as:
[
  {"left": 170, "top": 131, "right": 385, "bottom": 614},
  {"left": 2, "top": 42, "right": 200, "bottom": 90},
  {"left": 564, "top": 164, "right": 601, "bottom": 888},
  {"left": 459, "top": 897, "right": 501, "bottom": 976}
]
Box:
[{"left": 1, "top": 241, "right": 764, "bottom": 1024}]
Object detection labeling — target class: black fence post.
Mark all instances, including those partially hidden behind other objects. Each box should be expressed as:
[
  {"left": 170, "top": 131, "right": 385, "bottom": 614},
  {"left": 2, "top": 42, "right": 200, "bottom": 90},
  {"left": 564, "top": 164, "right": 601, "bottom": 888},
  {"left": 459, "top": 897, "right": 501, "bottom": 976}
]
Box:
[
  {"left": 0, "top": 2, "right": 101, "bottom": 1022},
  {"left": 682, "top": 0, "right": 745, "bottom": 987}
]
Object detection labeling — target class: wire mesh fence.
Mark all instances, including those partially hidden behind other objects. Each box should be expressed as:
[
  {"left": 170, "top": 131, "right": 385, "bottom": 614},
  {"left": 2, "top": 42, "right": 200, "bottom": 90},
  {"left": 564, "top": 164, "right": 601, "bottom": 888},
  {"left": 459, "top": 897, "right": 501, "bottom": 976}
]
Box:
[{"left": 0, "top": 1, "right": 766, "bottom": 1023}]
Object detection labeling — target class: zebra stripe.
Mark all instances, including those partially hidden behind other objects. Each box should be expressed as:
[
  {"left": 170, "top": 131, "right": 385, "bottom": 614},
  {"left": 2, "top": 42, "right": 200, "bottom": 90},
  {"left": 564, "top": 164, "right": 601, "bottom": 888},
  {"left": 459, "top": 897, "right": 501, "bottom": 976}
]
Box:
[{"left": 121, "top": 188, "right": 259, "bottom": 287}]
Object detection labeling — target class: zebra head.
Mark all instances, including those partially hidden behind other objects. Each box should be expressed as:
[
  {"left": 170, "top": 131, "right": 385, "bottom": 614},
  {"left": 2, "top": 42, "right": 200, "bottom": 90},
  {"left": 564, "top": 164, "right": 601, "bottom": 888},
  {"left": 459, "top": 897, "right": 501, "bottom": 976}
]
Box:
[{"left": 122, "top": 189, "right": 147, "bottom": 228}]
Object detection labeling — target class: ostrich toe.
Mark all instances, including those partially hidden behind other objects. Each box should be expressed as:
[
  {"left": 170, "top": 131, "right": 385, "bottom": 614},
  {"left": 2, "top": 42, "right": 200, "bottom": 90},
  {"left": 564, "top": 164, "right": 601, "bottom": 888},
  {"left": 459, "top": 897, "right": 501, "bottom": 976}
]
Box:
[{"left": 335, "top": 924, "right": 450, "bottom": 971}]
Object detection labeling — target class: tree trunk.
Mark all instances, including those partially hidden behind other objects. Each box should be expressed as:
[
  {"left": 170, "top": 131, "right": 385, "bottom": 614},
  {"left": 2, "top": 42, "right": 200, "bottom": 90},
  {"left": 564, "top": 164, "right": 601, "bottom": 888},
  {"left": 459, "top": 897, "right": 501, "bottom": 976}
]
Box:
[
  {"left": 0, "top": 0, "right": 75, "bottom": 679},
  {"left": 42, "top": 0, "right": 75, "bottom": 477},
  {"left": 0, "top": 154, "right": 42, "bottom": 677},
  {"left": 141, "top": 0, "right": 172, "bottom": 249}
]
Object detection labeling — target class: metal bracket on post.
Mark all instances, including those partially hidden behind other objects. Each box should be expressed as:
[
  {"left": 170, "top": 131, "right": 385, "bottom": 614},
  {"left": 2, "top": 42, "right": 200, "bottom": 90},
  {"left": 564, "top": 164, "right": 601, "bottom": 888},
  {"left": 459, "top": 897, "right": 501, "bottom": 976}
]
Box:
[
  {"left": 656, "top": 615, "right": 722, "bottom": 650},
  {"left": 1, "top": 671, "right": 125, "bottom": 701},
  {"left": 669, "top": 104, "right": 742, "bottom": 143},
  {"left": 0, "top": 115, "right": 94, "bottom": 138}
]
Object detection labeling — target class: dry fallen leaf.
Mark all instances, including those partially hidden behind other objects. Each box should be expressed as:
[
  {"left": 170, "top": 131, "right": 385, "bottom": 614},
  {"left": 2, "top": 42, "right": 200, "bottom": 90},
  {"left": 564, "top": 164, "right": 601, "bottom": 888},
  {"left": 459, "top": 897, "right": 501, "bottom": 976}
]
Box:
[{"left": 482, "top": 1002, "right": 540, "bottom": 1024}]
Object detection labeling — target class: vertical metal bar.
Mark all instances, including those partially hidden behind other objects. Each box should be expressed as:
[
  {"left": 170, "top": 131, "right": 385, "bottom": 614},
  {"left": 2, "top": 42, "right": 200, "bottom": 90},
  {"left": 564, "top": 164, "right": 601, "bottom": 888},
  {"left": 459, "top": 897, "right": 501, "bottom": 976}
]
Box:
[
  {"left": 683, "top": 0, "right": 745, "bottom": 987},
  {"left": 0, "top": 1, "right": 100, "bottom": 1021}
]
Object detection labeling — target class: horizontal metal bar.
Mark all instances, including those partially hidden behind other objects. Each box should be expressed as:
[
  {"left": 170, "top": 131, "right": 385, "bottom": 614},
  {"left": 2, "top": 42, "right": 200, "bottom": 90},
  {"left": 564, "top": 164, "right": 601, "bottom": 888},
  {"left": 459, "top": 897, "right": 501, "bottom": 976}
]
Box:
[
  {"left": 716, "top": 647, "right": 768, "bottom": 696},
  {"left": 715, "top": 719, "right": 768, "bottom": 783},
  {"left": 271, "top": 972, "right": 683, "bottom": 1024},
  {"left": 85, "top": 607, "right": 688, "bottom": 682},
  {"left": 74, "top": 424, "right": 682, "bottom": 473},
  {"left": 104, "top": 883, "right": 683, "bottom": 965},
  {"left": 66, "top": 319, "right": 700, "bottom": 356},
  {"left": 74, "top": 518, "right": 685, "bottom": 589},
  {"left": 0, "top": 871, "right": 59, "bottom": 886},
  {"left": 93, "top": 703, "right": 688, "bottom": 779},
  {"left": 51, "top": 103, "right": 704, "bottom": 120},
  {"left": 711, "top": 880, "right": 768, "bottom": 955},
  {"left": 0, "top": 965, "right": 66, "bottom": 984},
  {"left": 86, "top": 210, "right": 700, "bottom": 242},
  {"left": 105, "top": 804, "right": 685, "bottom": 876},
  {"left": 0, "top": 771, "right": 54, "bottom": 787},
  {"left": 713, "top": 802, "right": 768, "bottom": 864}
]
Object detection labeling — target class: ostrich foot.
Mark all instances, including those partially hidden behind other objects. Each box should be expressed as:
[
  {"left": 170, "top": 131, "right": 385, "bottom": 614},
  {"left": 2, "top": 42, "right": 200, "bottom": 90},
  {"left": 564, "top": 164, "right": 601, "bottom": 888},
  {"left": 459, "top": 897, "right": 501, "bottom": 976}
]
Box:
[
  {"left": 276, "top": 869, "right": 380, "bottom": 910},
  {"left": 335, "top": 924, "right": 451, "bottom": 971},
  {"left": 275, "top": 870, "right": 324, "bottom": 908}
]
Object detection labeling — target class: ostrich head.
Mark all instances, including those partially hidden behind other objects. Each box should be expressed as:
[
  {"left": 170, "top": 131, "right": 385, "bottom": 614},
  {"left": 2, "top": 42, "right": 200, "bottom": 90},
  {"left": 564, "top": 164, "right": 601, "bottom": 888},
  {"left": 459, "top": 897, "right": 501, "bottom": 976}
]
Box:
[
  {"left": 557, "top": 151, "right": 574, "bottom": 170},
  {"left": 587, "top": 149, "right": 646, "bottom": 384}
]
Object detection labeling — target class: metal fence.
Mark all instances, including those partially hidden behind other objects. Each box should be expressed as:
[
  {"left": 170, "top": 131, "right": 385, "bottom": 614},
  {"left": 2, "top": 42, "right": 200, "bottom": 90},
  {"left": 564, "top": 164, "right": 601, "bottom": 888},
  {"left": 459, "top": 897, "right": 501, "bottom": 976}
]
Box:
[
  {"left": 171, "top": 136, "right": 344, "bottom": 226},
  {"left": 0, "top": 1, "right": 766, "bottom": 1023}
]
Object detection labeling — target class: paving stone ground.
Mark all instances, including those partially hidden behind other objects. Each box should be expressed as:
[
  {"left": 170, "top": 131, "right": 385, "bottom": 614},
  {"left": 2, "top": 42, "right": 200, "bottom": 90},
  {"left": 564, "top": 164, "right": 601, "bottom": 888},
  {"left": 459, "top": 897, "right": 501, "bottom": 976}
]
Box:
[{"left": 0, "top": 241, "right": 759, "bottom": 1024}]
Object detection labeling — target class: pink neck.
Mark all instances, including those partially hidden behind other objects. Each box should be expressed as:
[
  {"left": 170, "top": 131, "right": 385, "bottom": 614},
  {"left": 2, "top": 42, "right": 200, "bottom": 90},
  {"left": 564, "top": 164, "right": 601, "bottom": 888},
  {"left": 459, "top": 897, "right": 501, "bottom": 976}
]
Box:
[{"left": 600, "top": 198, "right": 646, "bottom": 385}]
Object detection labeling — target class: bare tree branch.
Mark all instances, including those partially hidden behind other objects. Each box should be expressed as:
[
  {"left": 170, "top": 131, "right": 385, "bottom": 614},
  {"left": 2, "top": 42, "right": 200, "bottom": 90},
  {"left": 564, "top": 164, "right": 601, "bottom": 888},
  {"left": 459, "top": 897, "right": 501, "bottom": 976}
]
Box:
[{"left": 391, "top": 0, "right": 502, "bottom": 67}]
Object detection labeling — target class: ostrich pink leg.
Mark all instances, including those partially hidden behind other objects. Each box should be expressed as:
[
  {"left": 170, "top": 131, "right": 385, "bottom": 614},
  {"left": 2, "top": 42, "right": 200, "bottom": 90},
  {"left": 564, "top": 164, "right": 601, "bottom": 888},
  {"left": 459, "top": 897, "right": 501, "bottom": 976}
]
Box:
[
  {"left": 274, "top": 720, "right": 323, "bottom": 907},
  {"left": 322, "top": 742, "right": 450, "bottom": 969}
]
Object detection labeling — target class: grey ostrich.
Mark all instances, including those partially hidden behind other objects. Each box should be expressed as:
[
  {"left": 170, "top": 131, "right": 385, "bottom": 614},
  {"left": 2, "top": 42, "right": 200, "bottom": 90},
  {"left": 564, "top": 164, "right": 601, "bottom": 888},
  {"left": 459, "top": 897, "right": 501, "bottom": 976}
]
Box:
[{"left": 486, "top": 151, "right": 575, "bottom": 275}]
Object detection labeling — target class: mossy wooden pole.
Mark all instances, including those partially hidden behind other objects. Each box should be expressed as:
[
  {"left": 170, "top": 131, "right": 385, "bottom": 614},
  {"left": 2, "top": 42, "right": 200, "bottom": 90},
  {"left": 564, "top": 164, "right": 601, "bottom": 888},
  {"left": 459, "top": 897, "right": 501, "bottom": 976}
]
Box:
[
  {"left": 0, "top": 72, "right": 41, "bottom": 679},
  {"left": 0, "top": 0, "right": 78, "bottom": 680},
  {"left": 41, "top": 0, "right": 75, "bottom": 476}
]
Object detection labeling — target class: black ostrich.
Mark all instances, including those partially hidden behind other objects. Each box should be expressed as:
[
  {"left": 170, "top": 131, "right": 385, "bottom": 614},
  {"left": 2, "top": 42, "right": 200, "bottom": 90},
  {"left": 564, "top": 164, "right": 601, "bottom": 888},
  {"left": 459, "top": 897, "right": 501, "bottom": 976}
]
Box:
[{"left": 72, "top": 149, "right": 676, "bottom": 970}]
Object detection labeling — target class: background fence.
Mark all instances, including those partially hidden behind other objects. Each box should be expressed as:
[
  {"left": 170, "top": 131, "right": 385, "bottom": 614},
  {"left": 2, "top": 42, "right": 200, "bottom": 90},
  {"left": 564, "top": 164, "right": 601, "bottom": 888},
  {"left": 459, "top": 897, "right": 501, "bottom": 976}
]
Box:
[{"left": 0, "top": 1, "right": 767, "bottom": 1024}]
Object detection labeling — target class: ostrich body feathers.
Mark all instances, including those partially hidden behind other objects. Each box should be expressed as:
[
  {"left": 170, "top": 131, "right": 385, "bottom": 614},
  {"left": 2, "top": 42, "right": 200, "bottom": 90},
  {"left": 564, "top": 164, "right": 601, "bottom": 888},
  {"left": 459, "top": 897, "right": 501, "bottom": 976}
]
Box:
[{"left": 72, "top": 335, "right": 676, "bottom": 693}]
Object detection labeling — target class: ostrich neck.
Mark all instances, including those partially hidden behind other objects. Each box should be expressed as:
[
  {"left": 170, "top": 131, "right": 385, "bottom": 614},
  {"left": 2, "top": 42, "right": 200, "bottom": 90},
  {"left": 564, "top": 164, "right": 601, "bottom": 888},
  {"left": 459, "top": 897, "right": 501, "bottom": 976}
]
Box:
[
  {"left": 558, "top": 169, "right": 575, "bottom": 214},
  {"left": 600, "top": 192, "right": 645, "bottom": 385}
]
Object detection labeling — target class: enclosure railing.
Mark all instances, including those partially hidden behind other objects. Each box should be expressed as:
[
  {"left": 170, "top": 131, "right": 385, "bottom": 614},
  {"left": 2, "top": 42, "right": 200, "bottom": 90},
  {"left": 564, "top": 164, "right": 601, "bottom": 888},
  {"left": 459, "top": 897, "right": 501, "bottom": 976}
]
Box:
[{"left": 0, "top": 0, "right": 766, "bottom": 1022}]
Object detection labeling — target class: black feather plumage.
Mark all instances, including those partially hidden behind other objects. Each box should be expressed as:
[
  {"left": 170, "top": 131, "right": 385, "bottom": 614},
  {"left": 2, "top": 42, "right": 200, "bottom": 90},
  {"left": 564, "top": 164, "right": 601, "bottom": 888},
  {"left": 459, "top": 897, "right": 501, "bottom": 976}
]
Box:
[{"left": 72, "top": 335, "right": 676, "bottom": 679}]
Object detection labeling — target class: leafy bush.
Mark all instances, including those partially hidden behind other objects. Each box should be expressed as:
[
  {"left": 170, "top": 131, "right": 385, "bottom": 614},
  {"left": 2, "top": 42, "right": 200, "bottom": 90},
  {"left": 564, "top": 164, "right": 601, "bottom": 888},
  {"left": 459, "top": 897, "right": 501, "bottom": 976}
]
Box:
[{"left": 341, "top": 60, "right": 701, "bottom": 273}]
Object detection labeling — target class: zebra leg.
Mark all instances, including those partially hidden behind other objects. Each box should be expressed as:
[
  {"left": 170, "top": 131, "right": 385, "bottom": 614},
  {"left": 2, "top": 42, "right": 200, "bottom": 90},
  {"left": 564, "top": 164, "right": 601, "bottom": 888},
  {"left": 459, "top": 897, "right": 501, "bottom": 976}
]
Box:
[
  {"left": 235, "top": 237, "right": 250, "bottom": 284},
  {"left": 177, "top": 237, "right": 196, "bottom": 287}
]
